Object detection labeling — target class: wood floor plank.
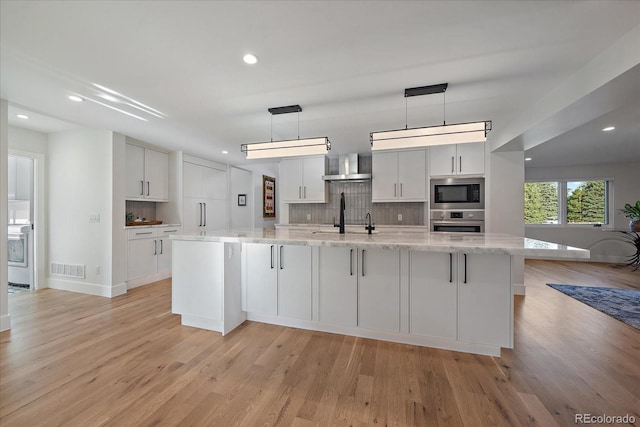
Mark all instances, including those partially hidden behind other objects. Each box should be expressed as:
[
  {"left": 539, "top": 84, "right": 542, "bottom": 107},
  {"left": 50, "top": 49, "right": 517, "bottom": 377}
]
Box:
[{"left": 1, "top": 261, "right": 638, "bottom": 426}]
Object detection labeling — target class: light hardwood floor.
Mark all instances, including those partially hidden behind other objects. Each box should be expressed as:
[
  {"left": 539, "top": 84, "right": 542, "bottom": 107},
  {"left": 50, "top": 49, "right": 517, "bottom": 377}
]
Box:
[{"left": 1, "top": 260, "right": 638, "bottom": 426}]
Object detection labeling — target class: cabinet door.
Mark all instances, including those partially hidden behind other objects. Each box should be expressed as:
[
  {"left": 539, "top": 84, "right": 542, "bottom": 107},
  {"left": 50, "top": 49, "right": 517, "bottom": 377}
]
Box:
[
  {"left": 398, "top": 150, "right": 426, "bottom": 201},
  {"left": 128, "top": 238, "right": 158, "bottom": 280},
  {"left": 280, "top": 158, "right": 303, "bottom": 202},
  {"left": 429, "top": 144, "right": 457, "bottom": 176},
  {"left": 301, "top": 157, "right": 326, "bottom": 202},
  {"left": 245, "top": 243, "right": 278, "bottom": 315},
  {"left": 409, "top": 251, "right": 457, "bottom": 340},
  {"left": 183, "top": 198, "right": 203, "bottom": 234},
  {"left": 458, "top": 253, "right": 511, "bottom": 347},
  {"left": 358, "top": 248, "right": 400, "bottom": 332},
  {"left": 319, "top": 247, "right": 357, "bottom": 327},
  {"left": 202, "top": 199, "right": 228, "bottom": 232},
  {"left": 144, "top": 148, "right": 169, "bottom": 200},
  {"left": 201, "top": 166, "right": 227, "bottom": 200},
  {"left": 156, "top": 238, "right": 172, "bottom": 274},
  {"left": 277, "top": 245, "right": 312, "bottom": 320},
  {"left": 372, "top": 151, "right": 399, "bottom": 201},
  {"left": 457, "top": 142, "right": 485, "bottom": 175},
  {"left": 183, "top": 162, "right": 202, "bottom": 198},
  {"left": 125, "top": 144, "right": 145, "bottom": 198}
]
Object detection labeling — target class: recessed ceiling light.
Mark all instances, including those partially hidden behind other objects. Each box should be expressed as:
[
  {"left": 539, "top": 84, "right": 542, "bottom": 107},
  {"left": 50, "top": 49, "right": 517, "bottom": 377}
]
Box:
[
  {"left": 602, "top": 126, "right": 615, "bottom": 132},
  {"left": 525, "top": 157, "right": 532, "bottom": 161},
  {"left": 68, "top": 95, "right": 84, "bottom": 102},
  {"left": 16, "top": 114, "right": 29, "bottom": 119},
  {"left": 222, "top": 150, "right": 229, "bottom": 154},
  {"left": 243, "top": 54, "right": 258, "bottom": 65}
]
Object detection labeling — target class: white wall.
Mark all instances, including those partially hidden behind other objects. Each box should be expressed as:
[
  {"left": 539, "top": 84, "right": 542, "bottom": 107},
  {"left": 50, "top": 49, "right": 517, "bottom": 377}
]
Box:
[
  {"left": 525, "top": 160, "right": 640, "bottom": 262},
  {"left": 229, "top": 166, "right": 253, "bottom": 229},
  {"left": 111, "top": 133, "right": 127, "bottom": 292},
  {"left": 0, "top": 99, "right": 9, "bottom": 331},
  {"left": 47, "top": 128, "right": 122, "bottom": 296},
  {"left": 8, "top": 126, "right": 47, "bottom": 153},
  {"left": 243, "top": 162, "right": 279, "bottom": 228}
]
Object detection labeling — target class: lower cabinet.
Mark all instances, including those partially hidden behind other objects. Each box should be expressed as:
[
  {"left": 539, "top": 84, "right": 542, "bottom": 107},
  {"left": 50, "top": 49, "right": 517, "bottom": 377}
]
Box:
[
  {"left": 127, "top": 226, "right": 181, "bottom": 283},
  {"left": 409, "top": 251, "right": 511, "bottom": 347},
  {"left": 245, "top": 243, "right": 312, "bottom": 320},
  {"left": 318, "top": 246, "right": 400, "bottom": 332}
]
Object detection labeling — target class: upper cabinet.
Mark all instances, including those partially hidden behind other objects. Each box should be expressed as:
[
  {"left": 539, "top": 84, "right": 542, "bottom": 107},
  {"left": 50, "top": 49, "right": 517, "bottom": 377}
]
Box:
[
  {"left": 430, "top": 142, "right": 484, "bottom": 177},
  {"left": 125, "top": 143, "right": 169, "bottom": 201},
  {"left": 372, "top": 149, "right": 426, "bottom": 202},
  {"left": 280, "top": 156, "right": 328, "bottom": 203}
]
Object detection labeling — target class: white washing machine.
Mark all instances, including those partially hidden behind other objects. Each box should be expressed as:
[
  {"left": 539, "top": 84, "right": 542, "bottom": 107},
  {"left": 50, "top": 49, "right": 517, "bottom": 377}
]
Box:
[{"left": 8, "top": 224, "right": 33, "bottom": 288}]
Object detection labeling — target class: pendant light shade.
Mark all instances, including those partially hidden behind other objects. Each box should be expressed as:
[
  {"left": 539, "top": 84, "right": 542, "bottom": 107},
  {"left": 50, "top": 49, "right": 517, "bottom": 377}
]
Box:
[
  {"left": 371, "top": 121, "right": 491, "bottom": 151},
  {"left": 371, "top": 83, "right": 491, "bottom": 151},
  {"left": 241, "top": 137, "right": 331, "bottom": 159},
  {"left": 241, "top": 104, "right": 331, "bottom": 159}
]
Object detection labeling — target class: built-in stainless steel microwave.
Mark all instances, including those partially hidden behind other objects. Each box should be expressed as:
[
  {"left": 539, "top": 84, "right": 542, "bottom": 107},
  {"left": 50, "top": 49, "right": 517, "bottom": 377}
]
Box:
[{"left": 431, "top": 178, "right": 484, "bottom": 210}]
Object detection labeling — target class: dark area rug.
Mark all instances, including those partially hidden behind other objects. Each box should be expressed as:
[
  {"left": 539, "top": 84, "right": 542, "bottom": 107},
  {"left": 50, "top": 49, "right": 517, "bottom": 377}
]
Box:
[{"left": 547, "top": 284, "right": 640, "bottom": 330}]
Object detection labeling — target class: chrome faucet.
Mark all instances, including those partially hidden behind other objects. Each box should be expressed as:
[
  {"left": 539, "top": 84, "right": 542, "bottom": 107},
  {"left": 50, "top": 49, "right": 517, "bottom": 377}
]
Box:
[
  {"left": 334, "top": 192, "right": 346, "bottom": 234},
  {"left": 365, "top": 212, "right": 375, "bottom": 235}
]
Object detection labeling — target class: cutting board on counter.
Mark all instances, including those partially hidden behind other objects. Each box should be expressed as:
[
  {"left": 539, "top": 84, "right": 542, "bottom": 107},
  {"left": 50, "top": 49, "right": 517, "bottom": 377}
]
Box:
[{"left": 126, "top": 220, "right": 163, "bottom": 226}]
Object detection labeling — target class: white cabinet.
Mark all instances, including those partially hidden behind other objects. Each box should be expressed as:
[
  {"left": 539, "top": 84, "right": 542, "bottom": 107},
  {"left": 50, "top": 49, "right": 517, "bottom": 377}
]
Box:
[
  {"left": 430, "top": 142, "right": 484, "bottom": 176},
  {"left": 372, "top": 150, "right": 426, "bottom": 202},
  {"left": 245, "top": 243, "right": 278, "bottom": 315},
  {"left": 280, "top": 156, "right": 327, "bottom": 203},
  {"left": 318, "top": 247, "right": 358, "bottom": 327},
  {"left": 358, "top": 248, "right": 401, "bottom": 332},
  {"left": 458, "top": 253, "right": 511, "bottom": 347},
  {"left": 183, "top": 161, "right": 227, "bottom": 234},
  {"left": 277, "top": 245, "right": 312, "bottom": 320},
  {"left": 409, "top": 251, "right": 457, "bottom": 340},
  {"left": 127, "top": 226, "right": 182, "bottom": 284},
  {"left": 409, "top": 251, "right": 511, "bottom": 347},
  {"left": 7, "top": 156, "right": 32, "bottom": 200},
  {"left": 172, "top": 240, "right": 244, "bottom": 335},
  {"left": 125, "top": 144, "right": 169, "bottom": 201},
  {"left": 245, "top": 243, "right": 312, "bottom": 320}
]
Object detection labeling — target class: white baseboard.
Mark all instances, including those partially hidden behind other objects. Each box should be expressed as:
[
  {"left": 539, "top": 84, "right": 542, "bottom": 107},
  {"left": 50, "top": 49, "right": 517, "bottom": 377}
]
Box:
[
  {"left": 48, "top": 277, "right": 126, "bottom": 298},
  {"left": 0, "top": 314, "right": 11, "bottom": 332},
  {"left": 127, "top": 271, "right": 171, "bottom": 290},
  {"left": 513, "top": 284, "right": 526, "bottom": 296}
]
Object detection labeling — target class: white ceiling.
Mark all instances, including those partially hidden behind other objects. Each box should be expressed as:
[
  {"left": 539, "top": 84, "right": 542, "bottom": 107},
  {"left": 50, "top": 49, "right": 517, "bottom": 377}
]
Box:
[{"left": 1, "top": 1, "right": 639, "bottom": 167}]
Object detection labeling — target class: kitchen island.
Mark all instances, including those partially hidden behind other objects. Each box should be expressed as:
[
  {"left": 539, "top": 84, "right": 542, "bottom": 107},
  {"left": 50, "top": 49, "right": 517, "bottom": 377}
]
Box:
[{"left": 171, "top": 228, "right": 589, "bottom": 356}]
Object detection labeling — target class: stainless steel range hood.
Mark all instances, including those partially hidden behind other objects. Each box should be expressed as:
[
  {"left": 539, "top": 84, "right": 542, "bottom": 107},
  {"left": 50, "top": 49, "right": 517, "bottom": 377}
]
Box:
[{"left": 322, "top": 154, "right": 371, "bottom": 181}]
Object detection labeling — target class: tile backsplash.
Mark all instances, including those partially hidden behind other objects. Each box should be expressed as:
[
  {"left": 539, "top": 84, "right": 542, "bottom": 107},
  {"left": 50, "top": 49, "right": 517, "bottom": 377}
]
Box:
[{"left": 289, "top": 155, "right": 425, "bottom": 226}]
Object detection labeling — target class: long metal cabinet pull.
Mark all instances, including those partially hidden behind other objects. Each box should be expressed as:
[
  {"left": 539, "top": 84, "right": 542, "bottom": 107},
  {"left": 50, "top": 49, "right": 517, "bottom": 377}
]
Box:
[
  {"left": 459, "top": 156, "right": 462, "bottom": 173},
  {"left": 299, "top": 186, "right": 302, "bottom": 199},
  {"left": 160, "top": 239, "right": 163, "bottom": 254},
  {"left": 270, "top": 245, "right": 274, "bottom": 269},
  {"left": 400, "top": 183, "right": 403, "bottom": 197},
  {"left": 140, "top": 180, "right": 144, "bottom": 196},
  {"left": 361, "top": 249, "right": 366, "bottom": 277},
  {"left": 451, "top": 157, "right": 454, "bottom": 173},
  {"left": 350, "top": 249, "right": 353, "bottom": 276},
  {"left": 279, "top": 246, "right": 284, "bottom": 269},
  {"left": 394, "top": 184, "right": 397, "bottom": 197},
  {"left": 154, "top": 240, "right": 157, "bottom": 255},
  {"left": 449, "top": 253, "right": 453, "bottom": 283},
  {"left": 198, "top": 203, "right": 202, "bottom": 226},
  {"left": 203, "top": 203, "right": 207, "bottom": 227},
  {"left": 147, "top": 181, "right": 150, "bottom": 196},
  {"left": 464, "top": 253, "right": 467, "bottom": 284},
  {"left": 304, "top": 186, "right": 306, "bottom": 199}
]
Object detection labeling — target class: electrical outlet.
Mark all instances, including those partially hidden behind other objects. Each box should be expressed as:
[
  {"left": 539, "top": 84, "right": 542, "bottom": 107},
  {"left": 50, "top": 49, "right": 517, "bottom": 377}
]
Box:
[
  {"left": 306, "top": 213, "right": 312, "bottom": 221},
  {"left": 398, "top": 213, "right": 403, "bottom": 221},
  {"left": 89, "top": 213, "right": 100, "bottom": 223}
]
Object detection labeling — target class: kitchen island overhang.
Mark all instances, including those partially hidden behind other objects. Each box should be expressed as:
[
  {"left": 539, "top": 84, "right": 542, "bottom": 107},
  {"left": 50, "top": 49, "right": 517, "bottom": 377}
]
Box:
[{"left": 170, "top": 229, "right": 589, "bottom": 357}]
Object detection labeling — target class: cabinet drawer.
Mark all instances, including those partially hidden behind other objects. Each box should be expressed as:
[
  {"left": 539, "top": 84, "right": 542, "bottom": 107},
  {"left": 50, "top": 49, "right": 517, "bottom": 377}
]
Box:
[
  {"left": 127, "top": 228, "right": 157, "bottom": 240},
  {"left": 156, "top": 227, "right": 181, "bottom": 236}
]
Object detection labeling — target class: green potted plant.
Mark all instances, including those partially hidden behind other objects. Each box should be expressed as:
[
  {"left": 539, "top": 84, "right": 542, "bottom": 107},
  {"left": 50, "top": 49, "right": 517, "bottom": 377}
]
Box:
[{"left": 619, "top": 201, "right": 640, "bottom": 231}]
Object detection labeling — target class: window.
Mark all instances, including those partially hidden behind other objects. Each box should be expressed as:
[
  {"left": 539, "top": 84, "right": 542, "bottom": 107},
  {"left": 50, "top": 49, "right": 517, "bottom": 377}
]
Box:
[{"left": 524, "top": 179, "right": 611, "bottom": 226}]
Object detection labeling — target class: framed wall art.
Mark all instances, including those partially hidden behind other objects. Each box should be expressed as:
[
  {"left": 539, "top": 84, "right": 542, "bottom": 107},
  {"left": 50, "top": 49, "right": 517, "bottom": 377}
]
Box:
[
  {"left": 262, "top": 175, "right": 276, "bottom": 218},
  {"left": 238, "top": 194, "right": 247, "bottom": 206}
]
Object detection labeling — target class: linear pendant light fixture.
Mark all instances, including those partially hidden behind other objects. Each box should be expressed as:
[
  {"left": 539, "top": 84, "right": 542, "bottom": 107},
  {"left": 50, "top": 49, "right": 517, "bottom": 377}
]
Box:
[
  {"left": 241, "top": 105, "right": 331, "bottom": 159},
  {"left": 370, "top": 83, "right": 491, "bottom": 151}
]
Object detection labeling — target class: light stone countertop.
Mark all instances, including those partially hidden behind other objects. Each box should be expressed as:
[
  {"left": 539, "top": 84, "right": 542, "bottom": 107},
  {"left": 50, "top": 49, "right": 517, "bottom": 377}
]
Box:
[
  {"left": 124, "top": 223, "right": 182, "bottom": 229},
  {"left": 171, "top": 228, "right": 590, "bottom": 259}
]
